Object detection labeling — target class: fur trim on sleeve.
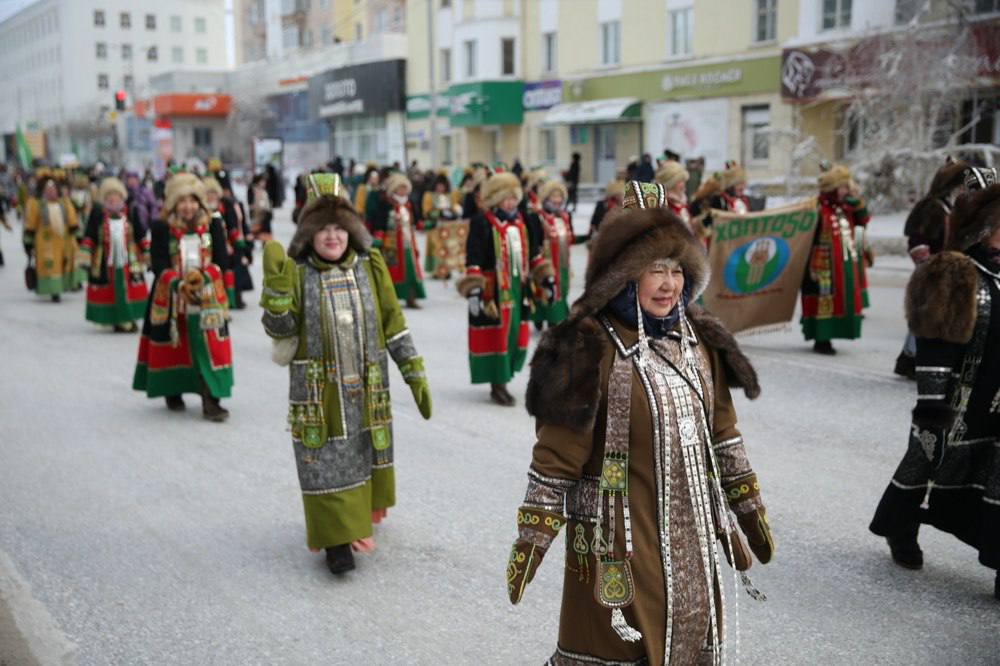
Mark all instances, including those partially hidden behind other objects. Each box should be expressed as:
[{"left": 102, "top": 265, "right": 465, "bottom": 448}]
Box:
[
  {"left": 906, "top": 251, "right": 978, "bottom": 344},
  {"left": 456, "top": 274, "right": 486, "bottom": 297},
  {"left": 688, "top": 305, "right": 761, "bottom": 400},
  {"left": 530, "top": 260, "right": 555, "bottom": 285},
  {"left": 525, "top": 316, "right": 606, "bottom": 433}
]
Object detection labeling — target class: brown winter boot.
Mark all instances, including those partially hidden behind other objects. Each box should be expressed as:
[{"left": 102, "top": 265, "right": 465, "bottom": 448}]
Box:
[
  {"left": 201, "top": 390, "right": 230, "bottom": 422},
  {"left": 406, "top": 288, "right": 421, "bottom": 309},
  {"left": 325, "top": 544, "right": 355, "bottom": 575}
]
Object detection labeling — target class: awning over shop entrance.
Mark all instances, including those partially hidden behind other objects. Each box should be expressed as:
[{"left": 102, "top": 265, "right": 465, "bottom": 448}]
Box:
[{"left": 542, "top": 97, "right": 641, "bottom": 125}]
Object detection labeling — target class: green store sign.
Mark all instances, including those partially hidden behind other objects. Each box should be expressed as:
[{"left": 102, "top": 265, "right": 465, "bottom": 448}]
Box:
[
  {"left": 407, "top": 81, "right": 525, "bottom": 126},
  {"left": 566, "top": 55, "right": 781, "bottom": 103}
]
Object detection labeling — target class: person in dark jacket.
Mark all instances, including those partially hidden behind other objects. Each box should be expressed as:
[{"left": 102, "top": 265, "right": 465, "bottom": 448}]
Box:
[{"left": 564, "top": 152, "right": 581, "bottom": 212}]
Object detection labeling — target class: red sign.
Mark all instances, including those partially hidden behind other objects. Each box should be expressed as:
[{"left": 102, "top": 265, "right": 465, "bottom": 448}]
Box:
[
  {"left": 782, "top": 19, "right": 1000, "bottom": 102},
  {"left": 152, "top": 94, "right": 232, "bottom": 117}
]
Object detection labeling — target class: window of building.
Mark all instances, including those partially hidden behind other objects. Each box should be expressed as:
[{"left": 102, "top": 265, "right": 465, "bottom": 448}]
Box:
[
  {"left": 355, "top": 22, "right": 362, "bottom": 40},
  {"left": 195, "top": 17, "right": 206, "bottom": 33},
  {"left": 669, "top": 9, "right": 692, "bottom": 57},
  {"left": 894, "top": 0, "right": 920, "bottom": 23},
  {"left": 741, "top": 105, "right": 770, "bottom": 165},
  {"left": 120, "top": 12, "right": 130, "bottom": 29},
  {"left": 303, "top": 30, "right": 313, "bottom": 47},
  {"left": 121, "top": 43, "right": 132, "bottom": 60},
  {"left": 147, "top": 45, "right": 158, "bottom": 61},
  {"left": 501, "top": 37, "right": 515, "bottom": 76},
  {"left": 172, "top": 46, "right": 183, "bottom": 63},
  {"left": 601, "top": 21, "right": 620, "bottom": 65},
  {"left": 124, "top": 74, "right": 134, "bottom": 90},
  {"left": 974, "top": 0, "right": 1000, "bottom": 12},
  {"left": 464, "top": 39, "right": 476, "bottom": 77},
  {"left": 196, "top": 47, "right": 208, "bottom": 63},
  {"left": 441, "top": 0, "right": 451, "bottom": 7},
  {"left": 94, "top": 10, "right": 105, "bottom": 27},
  {"left": 146, "top": 14, "right": 156, "bottom": 30},
  {"left": 821, "top": 0, "right": 852, "bottom": 30},
  {"left": 282, "top": 25, "right": 299, "bottom": 49},
  {"left": 193, "top": 127, "right": 213, "bottom": 149},
  {"left": 541, "top": 128, "right": 556, "bottom": 164},
  {"left": 170, "top": 15, "right": 181, "bottom": 32},
  {"left": 441, "top": 48, "right": 451, "bottom": 83},
  {"left": 755, "top": 0, "right": 776, "bottom": 42},
  {"left": 321, "top": 27, "right": 332, "bottom": 44},
  {"left": 543, "top": 32, "right": 557, "bottom": 73},
  {"left": 375, "top": 9, "right": 387, "bottom": 32},
  {"left": 442, "top": 134, "right": 453, "bottom": 164},
  {"left": 96, "top": 42, "right": 107, "bottom": 59},
  {"left": 97, "top": 73, "right": 108, "bottom": 90}
]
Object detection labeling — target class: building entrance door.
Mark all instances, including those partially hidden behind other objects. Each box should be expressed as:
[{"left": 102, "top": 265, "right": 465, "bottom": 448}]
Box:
[{"left": 594, "top": 124, "right": 617, "bottom": 184}]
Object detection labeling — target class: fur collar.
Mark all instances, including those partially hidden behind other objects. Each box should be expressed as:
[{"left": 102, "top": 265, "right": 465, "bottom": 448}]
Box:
[{"left": 906, "top": 250, "right": 979, "bottom": 343}]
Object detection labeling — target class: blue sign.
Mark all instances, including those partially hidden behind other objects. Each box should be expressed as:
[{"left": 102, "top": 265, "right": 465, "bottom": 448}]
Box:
[{"left": 522, "top": 80, "right": 562, "bottom": 111}]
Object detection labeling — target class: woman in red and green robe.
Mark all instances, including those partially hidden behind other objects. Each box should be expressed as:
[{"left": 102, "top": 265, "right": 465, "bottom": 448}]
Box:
[
  {"left": 370, "top": 173, "right": 425, "bottom": 308},
  {"left": 801, "top": 165, "right": 870, "bottom": 354},
  {"left": 81, "top": 178, "right": 149, "bottom": 331},
  {"left": 457, "top": 172, "right": 550, "bottom": 406},
  {"left": 133, "top": 173, "right": 233, "bottom": 421},
  {"left": 527, "top": 180, "right": 580, "bottom": 328}
]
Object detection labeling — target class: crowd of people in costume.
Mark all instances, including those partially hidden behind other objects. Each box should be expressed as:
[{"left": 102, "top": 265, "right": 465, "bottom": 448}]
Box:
[{"left": 4, "top": 142, "right": 999, "bottom": 666}]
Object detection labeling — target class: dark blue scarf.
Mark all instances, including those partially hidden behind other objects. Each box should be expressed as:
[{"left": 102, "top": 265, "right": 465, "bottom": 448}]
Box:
[{"left": 606, "top": 279, "right": 692, "bottom": 339}]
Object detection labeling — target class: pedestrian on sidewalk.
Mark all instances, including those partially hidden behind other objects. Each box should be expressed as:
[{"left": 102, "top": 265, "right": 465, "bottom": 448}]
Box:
[
  {"left": 800, "top": 164, "right": 870, "bottom": 355},
  {"left": 80, "top": 177, "right": 149, "bottom": 332},
  {"left": 564, "top": 152, "right": 581, "bottom": 213},
  {"left": 508, "top": 182, "right": 771, "bottom": 664},
  {"left": 370, "top": 172, "right": 426, "bottom": 308},
  {"left": 894, "top": 159, "right": 970, "bottom": 379},
  {"left": 260, "top": 173, "right": 431, "bottom": 576},
  {"left": 870, "top": 182, "right": 1000, "bottom": 600},
  {"left": 23, "top": 174, "right": 79, "bottom": 302},
  {"left": 133, "top": 173, "right": 233, "bottom": 421},
  {"left": 458, "top": 172, "right": 551, "bottom": 406}
]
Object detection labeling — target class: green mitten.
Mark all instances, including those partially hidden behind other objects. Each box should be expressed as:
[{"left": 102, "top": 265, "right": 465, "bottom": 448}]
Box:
[
  {"left": 507, "top": 507, "right": 564, "bottom": 604},
  {"left": 261, "top": 241, "right": 296, "bottom": 312},
  {"left": 400, "top": 356, "right": 432, "bottom": 419}
]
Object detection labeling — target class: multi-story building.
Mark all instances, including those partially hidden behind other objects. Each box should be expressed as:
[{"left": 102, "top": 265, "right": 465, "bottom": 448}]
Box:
[
  {"left": 234, "top": 0, "right": 405, "bottom": 65},
  {"left": 0, "top": 0, "right": 227, "bottom": 163}
]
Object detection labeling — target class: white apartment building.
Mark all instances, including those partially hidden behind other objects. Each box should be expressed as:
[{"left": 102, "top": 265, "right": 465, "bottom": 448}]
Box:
[{"left": 0, "top": 0, "right": 227, "bottom": 163}]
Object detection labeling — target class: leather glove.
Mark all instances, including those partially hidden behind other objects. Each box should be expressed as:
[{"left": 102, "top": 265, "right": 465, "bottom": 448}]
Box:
[
  {"left": 507, "top": 507, "right": 564, "bottom": 605},
  {"left": 736, "top": 507, "right": 774, "bottom": 565},
  {"left": 400, "top": 356, "right": 432, "bottom": 420},
  {"left": 262, "top": 240, "right": 296, "bottom": 313},
  {"left": 467, "top": 287, "right": 483, "bottom": 318}
]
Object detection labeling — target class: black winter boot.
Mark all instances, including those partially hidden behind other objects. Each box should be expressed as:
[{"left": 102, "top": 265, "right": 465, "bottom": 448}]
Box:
[
  {"left": 887, "top": 531, "right": 923, "bottom": 570},
  {"left": 325, "top": 544, "right": 355, "bottom": 575},
  {"left": 894, "top": 352, "right": 916, "bottom": 379},
  {"left": 165, "top": 395, "right": 186, "bottom": 411},
  {"left": 813, "top": 340, "right": 836, "bottom": 355}
]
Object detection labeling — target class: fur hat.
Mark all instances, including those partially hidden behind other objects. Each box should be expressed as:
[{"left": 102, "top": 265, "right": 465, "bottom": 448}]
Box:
[
  {"left": 721, "top": 164, "right": 746, "bottom": 190},
  {"left": 288, "top": 193, "right": 373, "bottom": 261},
  {"left": 927, "top": 160, "right": 970, "bottom": 199},
  {"left": 202, "top": 176, "right": 223, "bottom": 197},
  {"left": 947, "top": 184, "right": 1000, "bottom": 251},
  {"left": 164, "top": 173, "right": 206, "bottom": 213},
  {"left": 605, "top": 179, "right": 626, "bottom": 199},
  {"left": 480, "top": 172, "right": 522, "bottom": 209},
  {"left": 97, "top": 177, "right": 127, "bottom": 202},
  {"left": 524, "top": 168, "right": 547, "bottom": 190},
  {"left": 576, "top": 206, "right": 709, "bottom": 319},
  {"left": 818, "top": 164, "right": 852, "bottom": 193},
  {"left": 538, "top": 179, "right": 568, "bottom": 204},
  {"left": 384, "top": 172, "right": 412, "bottom": 196},
  {"left": 72, "top": 174, "right": 90, "bottom": 189},
  {"left": 655, "top": 160, "right": 689, "bottom": 190}
]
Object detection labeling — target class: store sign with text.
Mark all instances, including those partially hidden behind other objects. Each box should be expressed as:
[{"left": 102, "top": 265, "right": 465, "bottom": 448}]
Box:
[
  {"left": 309, "top": 60, "right": 406, "bottom": 119},
  {"left": 522, "top": 80, "right": 562, "bottom": 111}
]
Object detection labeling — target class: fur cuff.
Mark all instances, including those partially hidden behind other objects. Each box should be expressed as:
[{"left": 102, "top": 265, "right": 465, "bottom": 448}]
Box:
[
  {"left": 457, "top": 274, "right": 486, "bottom": 298},
  {"left": 525, "top": 316, "right": 606, "bottom": 432},
  {"left": 271, "top": 337, "right": 298, "bottom": 366},
  {"left": 530, "top": 260, "right": 555, "bottom": 285},
  {"left": 906, "top": 252, "right": 978, "bottom": 343}
]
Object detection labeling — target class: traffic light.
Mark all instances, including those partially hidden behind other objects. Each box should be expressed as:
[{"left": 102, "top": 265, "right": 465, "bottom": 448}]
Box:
[{"left": 114, "top": 89, "right": 127, "bottom": 111}]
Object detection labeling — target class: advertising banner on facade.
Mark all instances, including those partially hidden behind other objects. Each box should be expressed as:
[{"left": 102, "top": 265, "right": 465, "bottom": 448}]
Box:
[
  {"left": 309, "top": 60, "right": 406, "bottom": 119},
  {"left": 644, "top": 99, "right": 729, "bottom": 171},
  {"left": 522, "top": 80, "right": 562, "bottom": 111},
  {"left": 703, "top": 200, "right": 818, "bottom": 334}
]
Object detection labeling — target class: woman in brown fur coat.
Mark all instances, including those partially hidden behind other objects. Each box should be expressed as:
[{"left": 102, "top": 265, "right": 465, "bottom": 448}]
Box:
[
  {"left": 870, "top": 180, "right": 1000, "bottom": 600},
  {"left": 506, "top": 182, "right": 773, "bottom": 664}
]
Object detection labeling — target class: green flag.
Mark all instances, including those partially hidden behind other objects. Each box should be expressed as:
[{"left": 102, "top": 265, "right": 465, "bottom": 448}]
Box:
[{"left": 15, "top": 126, "right": 33, "bottom": 170}]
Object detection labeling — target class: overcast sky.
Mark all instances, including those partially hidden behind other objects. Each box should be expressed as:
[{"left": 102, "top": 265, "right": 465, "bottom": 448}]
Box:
[{"left": 0, "top": 0, "right": 237, "bottom": 67}]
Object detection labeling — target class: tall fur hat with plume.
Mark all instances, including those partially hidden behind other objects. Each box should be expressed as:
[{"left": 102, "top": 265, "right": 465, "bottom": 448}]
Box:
[{"left": 288, "top": 174, "right": 372, "bottom": 261}]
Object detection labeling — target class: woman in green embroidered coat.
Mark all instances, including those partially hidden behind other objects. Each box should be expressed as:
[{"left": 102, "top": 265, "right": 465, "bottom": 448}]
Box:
[
  {"left": 260, "top": 174, "right": 432, "bottom": 576},
  {"left": 507, "top": 184, "right": 774, "bottom": 665}
]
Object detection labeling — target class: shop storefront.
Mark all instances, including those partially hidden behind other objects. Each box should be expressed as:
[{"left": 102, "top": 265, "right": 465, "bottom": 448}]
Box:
[
  {"left": 134, "top": 93, "right": 233, "bottom": 169},
  {"left": 551, "top": 55, "right": 784, "bottom": 184},
  {"left": 308, "top": 59, "right": 407, "bottom": 166},
  {"left": 446, "top": 80, "right": 524, "bottom": 167},
  {"left": 265, "top": 90, "right": 329, "bottom": 173}
]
